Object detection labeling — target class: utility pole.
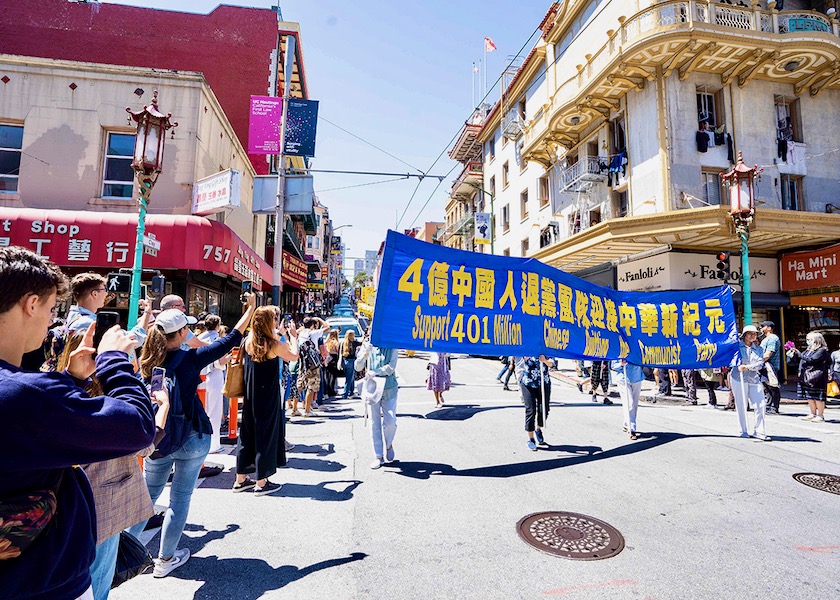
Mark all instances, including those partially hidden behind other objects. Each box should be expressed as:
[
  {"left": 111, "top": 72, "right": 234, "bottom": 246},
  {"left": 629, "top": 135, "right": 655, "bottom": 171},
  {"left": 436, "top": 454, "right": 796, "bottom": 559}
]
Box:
[{"left": 271, "top": 34, "right": 296, "bottom": 306}]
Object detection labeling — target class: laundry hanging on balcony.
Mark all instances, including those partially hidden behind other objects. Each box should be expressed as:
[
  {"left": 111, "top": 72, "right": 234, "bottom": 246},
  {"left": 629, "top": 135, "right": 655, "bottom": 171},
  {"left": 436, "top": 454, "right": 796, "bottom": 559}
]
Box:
[{"left": 607, "top": 150, "right": 627, "bottom": 188}]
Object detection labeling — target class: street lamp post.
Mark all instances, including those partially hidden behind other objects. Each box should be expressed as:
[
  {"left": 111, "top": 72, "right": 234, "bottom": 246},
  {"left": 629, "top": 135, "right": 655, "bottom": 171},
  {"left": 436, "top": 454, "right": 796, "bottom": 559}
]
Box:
[
  {"left": 721, "top": 151, "right": 763, "bottom": 326},
  {"left": 126, "top": 90, "right": 177, "bottom": 329}
]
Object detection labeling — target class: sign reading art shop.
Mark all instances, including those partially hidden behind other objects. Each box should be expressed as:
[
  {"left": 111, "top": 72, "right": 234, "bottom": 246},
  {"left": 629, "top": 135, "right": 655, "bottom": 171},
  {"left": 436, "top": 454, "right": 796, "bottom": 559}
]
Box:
[
  {"left": 780, "top": 243, "right": 840, "bottom": 291},
  {"left": 371, "top": 232, "right": 739, "bottom": 369}
]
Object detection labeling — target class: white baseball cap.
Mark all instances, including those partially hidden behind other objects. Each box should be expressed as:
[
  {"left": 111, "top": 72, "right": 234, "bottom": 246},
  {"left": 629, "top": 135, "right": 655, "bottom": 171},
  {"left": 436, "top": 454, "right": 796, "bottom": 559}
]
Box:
[{"left": 155, "top": 309, "right": 197, "bottom": 334}]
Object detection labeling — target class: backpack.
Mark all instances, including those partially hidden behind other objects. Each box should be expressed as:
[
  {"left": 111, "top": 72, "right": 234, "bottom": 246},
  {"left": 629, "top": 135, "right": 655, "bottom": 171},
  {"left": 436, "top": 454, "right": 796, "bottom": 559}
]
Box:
[
  {"left": 299, "top": 339, "right": 322, "bottom": 371},
  {"left": 149, "top": 352, "right": 192, "bottom": 459}
]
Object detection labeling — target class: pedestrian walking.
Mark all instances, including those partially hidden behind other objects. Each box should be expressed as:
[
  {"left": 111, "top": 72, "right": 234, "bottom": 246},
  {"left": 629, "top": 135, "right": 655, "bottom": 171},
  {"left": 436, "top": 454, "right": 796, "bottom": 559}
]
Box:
[
  {"left": 798, "top": 331, "right": 831, "bottom": 423},
  {"left": 657, "top": 367, "right": 672, "bottom": 396},
  {"left": 295, "top": 316, "right": 329, "bottom": 417},
  {"left": 730, "top": 325, "right": 769, "bottom": 440},
  {"left": 759, "top": 320, "right": 783, "bottom": 414},
  {"left": 340, "top": 329, "right": 360, "bottom": 398},
  {"left": 681, "top": 368, "right": 697, "bottom": 405},
  {"left": 589, "top": 360, "right": 613, "bottom": 404},
  {"left": 698, "top": 368, "right": 719, "bottom": 406},
  {"left": 516, "top": 355, "right": 552, "bottom": 451},
  {"left": 198, "top": 315, "right": 228, "bottom": 453},
  {"left": 830, "top": 342, "right": 840, "bottom": 395},
  {"left": 427, "top": 351, "right": 451, "bottom": 408},
  {"left": 0, "top": 247, "right": 155, "bottom": 600},
  {"left": 356, "top": 336, "right": 399, "bottom": 469},
  {"left": 233, "top": 307, "right": 299, "bottom": 496},
  {"left": 131, "top": 294, "right": 255, "bottom": 577},
  {"left": 324, "top": 329, "right": 341, "bottom": 398},
  {"left": 611, "top": 359, "right": 644, "bottom": 440}
]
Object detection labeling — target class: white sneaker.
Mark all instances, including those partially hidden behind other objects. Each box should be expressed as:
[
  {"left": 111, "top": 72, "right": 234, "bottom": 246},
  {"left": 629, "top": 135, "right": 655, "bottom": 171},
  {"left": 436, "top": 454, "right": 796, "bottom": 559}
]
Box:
[
  {"left": 370, "top": 458, "right": 384, "bottom": 470},
  {"left": 812, "top": 415, "right": 825, "bottom": 423},
  {"left": 800, "top": 414, "right": 815, "bottom": 421},
  {"left": 153, "top": 548, "right": 190, "bottom": 578},
  {"left": 751, "top": 433, "right": 771, "bottom": 441}
]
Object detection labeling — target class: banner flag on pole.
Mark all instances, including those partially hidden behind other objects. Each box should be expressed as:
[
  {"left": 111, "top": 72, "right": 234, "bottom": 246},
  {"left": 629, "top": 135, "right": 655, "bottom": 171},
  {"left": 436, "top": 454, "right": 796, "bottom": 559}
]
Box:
[
  {"left": 370, "top": 231, "right": 739, "bottom": 368},
  {"left": 484, "top": 37, "right": 497, "bottom": 52}
]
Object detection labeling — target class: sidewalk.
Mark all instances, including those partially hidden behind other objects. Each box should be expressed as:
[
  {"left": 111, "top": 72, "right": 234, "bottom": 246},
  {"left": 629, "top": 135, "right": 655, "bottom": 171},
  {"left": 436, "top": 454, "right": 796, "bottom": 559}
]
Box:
[{"left": 549, "top": 359, "right": 836, "bottom": 408}]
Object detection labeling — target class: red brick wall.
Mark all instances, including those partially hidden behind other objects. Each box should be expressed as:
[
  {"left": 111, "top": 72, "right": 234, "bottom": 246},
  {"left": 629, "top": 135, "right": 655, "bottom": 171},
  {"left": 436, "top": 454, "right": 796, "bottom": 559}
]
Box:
[{"left": 0, "top": 0, "right": 277, "bottom": 174}]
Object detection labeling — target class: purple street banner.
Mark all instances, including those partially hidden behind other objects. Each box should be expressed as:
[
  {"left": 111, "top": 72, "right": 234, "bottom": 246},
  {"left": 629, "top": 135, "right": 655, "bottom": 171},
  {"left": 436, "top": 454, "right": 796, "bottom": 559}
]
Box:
[
  {"left": 248, "top": 96, "right": 283, "bottom": 155},
  {"left": 370, "top": 231, "right": 739, "bottom": 368},
  {"left": 284, "top": 99, "right": 319, "bottom": 157}
]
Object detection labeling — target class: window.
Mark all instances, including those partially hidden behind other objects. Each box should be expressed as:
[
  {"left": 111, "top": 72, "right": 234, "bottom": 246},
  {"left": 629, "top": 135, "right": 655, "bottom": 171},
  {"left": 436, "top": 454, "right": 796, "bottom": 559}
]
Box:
[
  {"left": 518, "top": 98, "right": 527, "bottom": 121},
  {"left": 520, "top": 188, "right": 529, "bottom": 220},
  {"left": 781, "top": 174, "right": 803, "bottom": 211},
  {"left": 775, "top": 96, "right": 802, "bottom": 143},
  {"left": 521, "top": 237, "right": 530, "bottom": 256},
  {"left": 701, "top": 170, "right": 724, "bottom": 206},
  {"left": 696, "top": 88, "right": 723, "bottom": 129},
  {"left": 610, "top": 116, "right": 626, "bottom": 153},
  {"left": 589, "top": 208, "right": 601, "bottom": 227},
  {"left": 569, "top": 212, "right": 581, "bottom": 235},
  {"left": 502, "top": 161, "right": 509, "bottom": 188},
  {"left": 614, "top": 190, "right": 629, "bottom": 217},
  {"left": 488, "top": 136, "right": 496, "bottom": 162},
  {"left": 102, "top": 132, "right": 135, "bottom": 198},
  {"left": 489, "top": 176, "right": 496, "bottom": 199},
  {"left": 502, "top": 248, "right": 511, "bottom": 257},
  {"left": 539, "top": 176, "right": 550, "bottom": 208},
  {"left": 501, "top": 204, "right": 510, "bottom": 232},
  {"left": 0, "top": 125, "right": 23, "bottom": 193}
]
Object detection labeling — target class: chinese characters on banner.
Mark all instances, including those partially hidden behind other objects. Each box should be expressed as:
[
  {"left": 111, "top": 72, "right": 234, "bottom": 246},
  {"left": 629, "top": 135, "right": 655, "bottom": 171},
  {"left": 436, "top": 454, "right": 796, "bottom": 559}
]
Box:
[
  {"left": 370, "top": 231, "right": 739, "bottom": 368},
  {"left": 248, "top": 96, "right": 283, "bottom": 155}
]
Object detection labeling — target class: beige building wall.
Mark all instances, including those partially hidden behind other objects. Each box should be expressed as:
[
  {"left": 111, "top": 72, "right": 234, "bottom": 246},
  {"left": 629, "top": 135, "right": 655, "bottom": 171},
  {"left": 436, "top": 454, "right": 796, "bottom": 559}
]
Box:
[{"left": 0, "top": 54, "right": 264, "bottom": 253}]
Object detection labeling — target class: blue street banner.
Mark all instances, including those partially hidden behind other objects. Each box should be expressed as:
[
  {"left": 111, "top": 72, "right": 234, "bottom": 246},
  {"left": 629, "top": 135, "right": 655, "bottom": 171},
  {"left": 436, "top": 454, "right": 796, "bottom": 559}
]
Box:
[
  {"left": 371, "top": 231, "right": 739, "bottom": 368},
  {"left": 284, "top": 99, "right": 319, "bottom": 157}
]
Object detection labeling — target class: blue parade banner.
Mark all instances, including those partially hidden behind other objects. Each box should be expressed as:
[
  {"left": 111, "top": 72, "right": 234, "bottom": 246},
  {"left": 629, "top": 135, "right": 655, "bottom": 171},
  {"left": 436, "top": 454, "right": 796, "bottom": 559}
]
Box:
[
  {"left": 284, "top": 99, "right": 319, "bottom": 157},
  {"left": 370, "top": 231, "right": 739, "bottom": 368}
]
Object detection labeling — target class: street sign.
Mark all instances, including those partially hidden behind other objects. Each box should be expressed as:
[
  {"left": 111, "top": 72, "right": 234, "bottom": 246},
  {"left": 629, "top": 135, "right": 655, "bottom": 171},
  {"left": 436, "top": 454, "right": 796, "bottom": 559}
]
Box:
[
  {"left": 106, "top": 273, "right": 132, "bottom": 294},
  {"left": 143, "top": 233, "right": 160, "bottom": 257}
]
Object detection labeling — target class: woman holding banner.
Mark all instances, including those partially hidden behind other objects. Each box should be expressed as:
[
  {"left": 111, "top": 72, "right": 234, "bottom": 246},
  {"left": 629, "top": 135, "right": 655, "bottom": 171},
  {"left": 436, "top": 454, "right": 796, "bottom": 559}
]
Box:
[
  {"left": 356, "top": 336, "right": 399, "bottom": 469},
  {"left": 730, "top": 325, "right": 769, "bottom": 441},
  {"left": 611, "top": 359, "right": 644, "bottom": 440},
  {"left": 516, "top": 355, "right": 552, "bottom": 451}
]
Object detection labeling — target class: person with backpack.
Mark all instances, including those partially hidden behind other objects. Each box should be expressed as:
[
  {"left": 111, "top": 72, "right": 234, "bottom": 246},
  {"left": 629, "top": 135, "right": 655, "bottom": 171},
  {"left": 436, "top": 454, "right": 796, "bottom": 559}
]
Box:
[
  {"left": 0, "top": 247, "right": 156, "bottom": 600},
  {"left": 131, "top": 293, "right": 256, "bottom": 578},
  {"left": 295, "top": 316, "right": 329, "bottom": 417}
]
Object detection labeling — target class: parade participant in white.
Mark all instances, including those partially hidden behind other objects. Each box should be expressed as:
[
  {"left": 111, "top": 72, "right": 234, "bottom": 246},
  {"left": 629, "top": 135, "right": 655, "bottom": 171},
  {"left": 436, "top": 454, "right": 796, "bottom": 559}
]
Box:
[
  {"left": 611, "top": 359, "right": 644, "bottom": 440},
  {"left": 730, "top": 325, "right": 769, "bottom": 441},
  {"left": 356, "top": 334, "right": 399, "bottom": 469},
  {"left": 198, "top": 315, "right": 227, "bottom": 453}
]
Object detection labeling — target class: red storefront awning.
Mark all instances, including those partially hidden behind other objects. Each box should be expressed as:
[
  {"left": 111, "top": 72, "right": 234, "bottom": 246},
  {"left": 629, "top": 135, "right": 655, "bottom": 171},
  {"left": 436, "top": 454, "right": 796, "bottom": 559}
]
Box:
[{"left": 0, "top": 208, "right": 272, "bottom": 289}]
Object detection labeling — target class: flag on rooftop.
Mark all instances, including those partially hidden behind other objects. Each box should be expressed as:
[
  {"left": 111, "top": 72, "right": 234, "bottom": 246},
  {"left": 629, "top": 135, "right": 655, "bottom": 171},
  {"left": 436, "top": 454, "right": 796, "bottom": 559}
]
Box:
[{"left": 484, "top": 37, "right": 497, "bottom": 52}]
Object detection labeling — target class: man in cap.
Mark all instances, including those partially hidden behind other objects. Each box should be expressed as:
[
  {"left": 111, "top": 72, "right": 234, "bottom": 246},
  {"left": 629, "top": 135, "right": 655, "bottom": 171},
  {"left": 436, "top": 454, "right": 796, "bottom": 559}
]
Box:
[
  {"left": 160, "top": 294, "right": 207, "bottom": 348},
  {"left": 759, "top": 320, "right": 782, "bottom": 414},
  {"left": 730, "top": 325, "right": 769, "bottom": 441}
]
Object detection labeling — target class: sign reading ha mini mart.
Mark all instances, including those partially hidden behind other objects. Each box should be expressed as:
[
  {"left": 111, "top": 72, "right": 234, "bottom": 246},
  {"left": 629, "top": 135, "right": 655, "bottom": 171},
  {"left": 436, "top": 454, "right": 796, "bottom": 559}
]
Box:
[{"left": 191, "top": 169, "right": 242, "bottom": 216}]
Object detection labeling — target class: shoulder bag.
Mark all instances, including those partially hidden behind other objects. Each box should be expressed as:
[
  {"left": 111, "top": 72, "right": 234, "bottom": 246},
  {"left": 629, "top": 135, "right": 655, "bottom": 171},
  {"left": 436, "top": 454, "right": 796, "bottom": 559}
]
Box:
[{"left": 222, "top": 342, "right": 246, "bottom": 398}]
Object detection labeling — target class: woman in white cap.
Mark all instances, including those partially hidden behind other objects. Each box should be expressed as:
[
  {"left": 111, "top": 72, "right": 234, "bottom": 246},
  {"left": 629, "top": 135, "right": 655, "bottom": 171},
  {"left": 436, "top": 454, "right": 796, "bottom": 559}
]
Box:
[
  {"left": 132, "top": 294, "right": 256, "bottom": 577},
  {"left": 729, "top": 324, "right": 769, "bottom": 441}
]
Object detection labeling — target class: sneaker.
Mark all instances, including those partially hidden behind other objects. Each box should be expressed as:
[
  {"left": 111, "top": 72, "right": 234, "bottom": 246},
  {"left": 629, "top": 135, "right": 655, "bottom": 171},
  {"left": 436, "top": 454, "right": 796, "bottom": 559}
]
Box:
[
  {"left": 154, "top": 548, "right": 190, "bottom": 578},
  {"left": 718, "top": 386, "right": 729, "bottom": 392},
  {"left": 304, "top": 411, "right": 318, "bottom": 418},
  {"left": 231, "top": 477, "right": 256, "bottom": 493},
  {"left": 291, "top": 410, "right": 302, "bottom": 417},
  {"left": 527, "top": 439, "right": 538, "bottom": 451},
  {"left": 685, "top": 400, "right": 698, "bottom": 406},
  {"left": 576, "top": 383, "right": 583, "bottom": 393},
  {"left": 253, "top": 481, "right": 282, "bottom": 496},
  {"left": 386, "top": 445, "right": 395, "bottom": 462},
  {"left": 370, "top": 458, "right": 384, "bottom": 470},
  {"left": 629, "top": 432, "right": 639, "bottom": 440},
  {"left": 284, "top": 440, "right": 295, "bottom": 452},
  {"left": 751, "top": 433, "right": 771, "bottom": 441},
  {"left": 738, "top": 432, "right": 750, "bottom": 438},
  {"left": 534, "top": 430, "right": 546, "bottom": 446},
  {"left": 800, "top": 414, "right": 815, "bottom": 421},
  {"left": 812, "top": 415, "right": 826, "bottom": 423},
  {"left": 603, "top": 398, "right": 613, "bottom": 405}
]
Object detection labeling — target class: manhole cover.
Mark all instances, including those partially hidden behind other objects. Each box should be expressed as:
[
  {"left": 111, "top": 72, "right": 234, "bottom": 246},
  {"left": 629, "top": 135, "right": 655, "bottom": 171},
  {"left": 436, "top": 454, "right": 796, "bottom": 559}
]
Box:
[
  {"left": 793, "top": 473, "right": 840, "bottom": 496},
  {"left": 516, "top": 511, "right": 624, "bottom": 560}
]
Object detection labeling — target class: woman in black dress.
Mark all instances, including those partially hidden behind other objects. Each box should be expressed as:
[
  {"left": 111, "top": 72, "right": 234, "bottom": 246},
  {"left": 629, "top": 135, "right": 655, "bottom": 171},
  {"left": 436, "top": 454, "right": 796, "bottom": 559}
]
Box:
[
  {"left": 798, "top": 331, "right": 830, "bottom": 423},
  {"left": 233, "top": 307, "right": 298, "bottom": 495}
]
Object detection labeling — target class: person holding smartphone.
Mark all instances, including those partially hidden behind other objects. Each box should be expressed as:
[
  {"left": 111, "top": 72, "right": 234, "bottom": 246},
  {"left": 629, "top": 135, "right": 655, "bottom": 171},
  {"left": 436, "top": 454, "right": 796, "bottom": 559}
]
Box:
[{"left": 131, "top": 293, "right": 256, "bottom": 578}]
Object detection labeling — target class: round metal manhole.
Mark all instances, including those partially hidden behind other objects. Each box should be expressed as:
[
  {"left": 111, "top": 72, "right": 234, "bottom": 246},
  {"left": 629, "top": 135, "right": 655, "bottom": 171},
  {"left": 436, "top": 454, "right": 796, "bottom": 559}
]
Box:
[
  {"left": 793, "top": 473, "right": 840, "bottom": 496},
  {"left": 516, "top": 511, "right": 624, "bottom": 560}
]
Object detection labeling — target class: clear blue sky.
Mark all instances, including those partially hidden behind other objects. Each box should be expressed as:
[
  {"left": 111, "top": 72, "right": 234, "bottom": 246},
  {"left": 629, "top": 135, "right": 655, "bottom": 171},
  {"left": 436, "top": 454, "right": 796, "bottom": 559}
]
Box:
[{"left": 105, "top": 0, "right": 551, "bottom": 268}]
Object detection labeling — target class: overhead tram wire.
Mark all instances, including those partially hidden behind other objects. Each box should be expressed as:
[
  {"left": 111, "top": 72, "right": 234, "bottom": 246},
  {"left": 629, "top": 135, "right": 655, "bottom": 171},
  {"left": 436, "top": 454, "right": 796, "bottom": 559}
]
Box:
[
  {"left": 394, "top": 21, "right": 545, "bottom": 230},
  {"left": 409, "top": 163, "right": 459, "bottom": 229},
  {"left": 318, "top": 116, "right": 426, "bottom": 175}
]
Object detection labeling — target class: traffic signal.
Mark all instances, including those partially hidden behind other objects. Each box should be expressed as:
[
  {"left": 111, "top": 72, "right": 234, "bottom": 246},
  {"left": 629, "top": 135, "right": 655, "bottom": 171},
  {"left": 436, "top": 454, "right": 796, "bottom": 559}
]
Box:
[
  {"left": 106, "top": 273, "right": 132, "bottom": 294},
  {"left": 715, "top": 251, "right": 731, "bottom": 281},
  {"left": 151, "top": 275, "right": 166, "bottom": 295}
]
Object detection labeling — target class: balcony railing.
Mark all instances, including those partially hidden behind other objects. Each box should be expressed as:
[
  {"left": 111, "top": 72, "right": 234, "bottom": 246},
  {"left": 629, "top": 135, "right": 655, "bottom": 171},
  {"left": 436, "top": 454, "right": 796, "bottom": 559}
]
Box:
[
  {"left": 556, "top": 157, "right": 607, "bottom": 193},
  {"left": 451, "top": 161, "right": 483, "bottom": 198},
  {"left": 525, "top": 1, "right": 840, "bottom": 152}
]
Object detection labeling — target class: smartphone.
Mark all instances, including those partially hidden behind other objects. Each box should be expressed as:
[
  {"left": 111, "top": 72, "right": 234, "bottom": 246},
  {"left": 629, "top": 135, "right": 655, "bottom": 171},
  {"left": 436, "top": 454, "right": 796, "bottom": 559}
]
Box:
[
  {"left": 283, "top": 314, "right": 291, "bottom": 329},
  {"left": 240, "top": 280, "right": 253, "bottom": 302},
  {"left": 150, "top": 366, "right": 166, "bottom": 394},
  {"left": 92, "top": 311, "right": 121, "bottom": 351},
  {"left": 140, "top": 284, "right": 148, "bottom": 300}
]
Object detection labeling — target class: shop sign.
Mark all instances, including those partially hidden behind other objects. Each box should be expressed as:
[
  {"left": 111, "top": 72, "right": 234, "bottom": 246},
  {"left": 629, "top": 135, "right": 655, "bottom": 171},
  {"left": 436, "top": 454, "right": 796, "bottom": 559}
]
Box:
[
  {"left": 790, "top": 293, "right": 840, "bottom": 307},
  {"left": 321, "top": 266, "right": 329, "bottom": 279},
  {"left": 307, "top": 281, "right": 325, "bottom": 291},
  {"left": 192, "top": 169, "right": 242, "bottom": 216},
  {"left": 618, "top": 252, "right": 779, "bottom": 293},
  {"left": 248, "top": 95, "right": 282, "bottom": 154},
  {"left": 474, "top": 213, "right": 491, "bottom": 245},
  {"left": 281, "top": 250, "right": 307, "bottom": 290},
  {"left": 780, "top": 243, "right": 840, "bottom": 291}
]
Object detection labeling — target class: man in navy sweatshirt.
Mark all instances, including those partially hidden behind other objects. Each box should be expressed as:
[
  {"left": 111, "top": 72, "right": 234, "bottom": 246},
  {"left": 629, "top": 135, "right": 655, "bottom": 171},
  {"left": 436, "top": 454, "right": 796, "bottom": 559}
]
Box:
[{"left": 0, "top": 247, "right": 155, "bottom": 600}]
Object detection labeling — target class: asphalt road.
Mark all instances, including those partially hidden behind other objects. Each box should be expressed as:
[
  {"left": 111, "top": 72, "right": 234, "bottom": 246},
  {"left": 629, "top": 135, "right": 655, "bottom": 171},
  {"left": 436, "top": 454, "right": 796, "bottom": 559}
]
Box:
[{"left": 111, "top": 355, "right": 840, "bottom": 600}]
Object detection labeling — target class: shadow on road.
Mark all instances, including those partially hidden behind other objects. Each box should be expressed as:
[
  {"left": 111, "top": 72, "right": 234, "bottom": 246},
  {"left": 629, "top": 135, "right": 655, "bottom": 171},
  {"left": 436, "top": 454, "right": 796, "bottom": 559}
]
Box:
[
  {"left": 423, "top": 404, "right": 523, "bottom": 421},
  {"left": 290, "top": 443, "right": 336, "bottom": 456},
  {"left": 279, "top": 480, "right": 362, "bottom": 501},
  {"left": 170, "top": 552, "right": 367, "bottom": 599},
  {"left": 387, "top": 432, "right": 781, "bottom": 480},
  {"left": 285, "top": 457, "right": 346, "bottom": 472}
]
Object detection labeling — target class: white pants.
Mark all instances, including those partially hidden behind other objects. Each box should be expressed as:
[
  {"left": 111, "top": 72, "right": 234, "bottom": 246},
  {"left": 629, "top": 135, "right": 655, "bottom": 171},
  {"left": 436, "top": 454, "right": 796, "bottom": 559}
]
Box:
[
  {"left": 370, "top": 386, "right": 398, "bottom": 459},
  {"left": 618, "top": 380, "right": 641, "bottom": 432},
  {"left": 732, "top": 378, "right": 766, "bottom": 436},
  {"left": 205, "top": 371, "right": 225, "bottom": 452}
]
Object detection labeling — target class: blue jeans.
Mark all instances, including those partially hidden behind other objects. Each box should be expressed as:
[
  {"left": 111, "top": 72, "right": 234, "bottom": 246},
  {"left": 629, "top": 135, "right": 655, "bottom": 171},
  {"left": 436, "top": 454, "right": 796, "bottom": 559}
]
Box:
[
  {"left": 90, "top": 533, "right": 120, "bottom": 600},
  {"left": 497, "top": 364, "right": 509, "bottom": 379},
  {"left": 130, "top": 431, "right": 210, "bottom": 559},
  {"left": 343, "top": 358, "right": 356, "bottom": 398}
]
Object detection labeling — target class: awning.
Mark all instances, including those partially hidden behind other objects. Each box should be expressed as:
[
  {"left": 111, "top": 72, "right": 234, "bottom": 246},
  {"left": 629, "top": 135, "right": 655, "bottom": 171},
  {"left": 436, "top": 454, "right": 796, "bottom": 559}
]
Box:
[{"left": 0, "top": 207, "right": 272, "bottom": 289}]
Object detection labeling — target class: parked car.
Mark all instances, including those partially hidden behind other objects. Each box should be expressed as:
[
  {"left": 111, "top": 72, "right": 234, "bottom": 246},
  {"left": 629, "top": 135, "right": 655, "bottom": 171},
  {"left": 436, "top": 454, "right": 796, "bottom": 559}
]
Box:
[
  {"left": 326, "top": 317, "right": 363, "bottom": 339},
  {"left": 357, "top": 316, "right": 370, "bottom": 332}
]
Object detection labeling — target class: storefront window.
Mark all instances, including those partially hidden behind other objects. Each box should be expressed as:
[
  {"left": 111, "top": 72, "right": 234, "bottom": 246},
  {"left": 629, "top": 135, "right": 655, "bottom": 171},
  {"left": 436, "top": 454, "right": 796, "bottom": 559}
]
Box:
[{"left": 188, "top": 285, "right": 221, "bottom": 317}]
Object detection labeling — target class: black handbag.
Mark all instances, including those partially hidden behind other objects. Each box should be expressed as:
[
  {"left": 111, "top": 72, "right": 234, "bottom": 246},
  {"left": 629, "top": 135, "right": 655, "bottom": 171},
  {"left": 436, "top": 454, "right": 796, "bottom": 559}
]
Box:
[{"left": 111, "top": 531, "right": 153, "bottom": 589}]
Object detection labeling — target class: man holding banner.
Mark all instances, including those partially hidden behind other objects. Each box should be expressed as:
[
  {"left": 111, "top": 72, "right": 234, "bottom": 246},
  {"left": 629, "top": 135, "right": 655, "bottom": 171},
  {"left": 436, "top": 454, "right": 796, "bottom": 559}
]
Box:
[{"left": 515, "top": 355, "right": 552, "bottom": 451}]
